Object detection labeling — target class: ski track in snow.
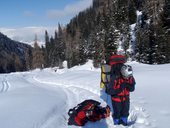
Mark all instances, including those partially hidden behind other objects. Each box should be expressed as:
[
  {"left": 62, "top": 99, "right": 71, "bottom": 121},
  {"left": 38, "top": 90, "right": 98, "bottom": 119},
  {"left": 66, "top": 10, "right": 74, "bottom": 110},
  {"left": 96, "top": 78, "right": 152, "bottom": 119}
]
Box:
[
  {"left": 32, "top": 74, "right": 111, "bottom": 128},
  {"left": 0, "top": 76, "right": 10, "bottom": 93},
  {"left": 31, "top": 72, "right": 153, "bottom": 128},
  {"left": 21, "top": 74, "right": 68, "bottom": 128},
  {"left": 0, "top": 71, "right": 153, "bottom": 128},
  {"left": 0, "top": 69, "right": 153, "bottom": 128}
]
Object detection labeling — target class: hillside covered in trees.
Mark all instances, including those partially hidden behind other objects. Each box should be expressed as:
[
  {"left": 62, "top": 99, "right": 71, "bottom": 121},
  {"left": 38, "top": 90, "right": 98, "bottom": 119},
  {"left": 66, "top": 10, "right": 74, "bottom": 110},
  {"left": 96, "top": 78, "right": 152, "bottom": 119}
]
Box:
[
  {"left": 0, "top": 32, "right": 32, "bottom": 73},
  {"left": 43, "top": 0, "right": 170, "bottom": 69},
  {"left": 0, "top": 0, "right": 169, "bottom": 73}
]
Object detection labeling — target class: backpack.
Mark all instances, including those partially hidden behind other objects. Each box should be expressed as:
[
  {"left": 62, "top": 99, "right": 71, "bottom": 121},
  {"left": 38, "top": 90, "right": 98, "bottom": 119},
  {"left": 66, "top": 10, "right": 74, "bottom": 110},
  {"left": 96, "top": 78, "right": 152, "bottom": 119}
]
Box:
[
  {"left": 106, "top": 55, "right": 128, "bottom": 95},
  {"left": 100, "top": 55, "right": 127, "bottom": 90},
  {"left": 100, "top": 64, "right": 111, "bottom": 89},
  {"left": 67, "top": 99, "right": 110, "bottom": 126}
]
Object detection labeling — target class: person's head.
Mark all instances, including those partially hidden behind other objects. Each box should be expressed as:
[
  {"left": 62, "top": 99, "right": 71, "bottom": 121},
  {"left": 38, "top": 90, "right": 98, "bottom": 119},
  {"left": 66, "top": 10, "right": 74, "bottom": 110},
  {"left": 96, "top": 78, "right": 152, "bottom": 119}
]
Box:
[
  {"left": 120, "top": 64, "right": 133, "bottom": 78},
  {"left": 111, "top": 63, "right": 124, "bottom": 77}
]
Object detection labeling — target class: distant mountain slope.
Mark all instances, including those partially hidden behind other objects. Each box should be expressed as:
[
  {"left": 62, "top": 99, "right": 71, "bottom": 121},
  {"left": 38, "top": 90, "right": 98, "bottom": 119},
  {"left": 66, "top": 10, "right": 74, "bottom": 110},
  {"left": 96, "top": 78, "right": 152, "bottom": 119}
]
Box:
[{"left": 0, "top": 32, "right": 32, "bottom": 73}]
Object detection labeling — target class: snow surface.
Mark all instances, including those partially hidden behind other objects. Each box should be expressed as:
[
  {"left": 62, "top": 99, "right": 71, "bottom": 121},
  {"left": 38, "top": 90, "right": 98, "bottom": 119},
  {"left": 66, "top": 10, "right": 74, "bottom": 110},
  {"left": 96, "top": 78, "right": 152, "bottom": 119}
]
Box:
[{"left": 0, "top": 60, "right": 170, "bottom": 128}]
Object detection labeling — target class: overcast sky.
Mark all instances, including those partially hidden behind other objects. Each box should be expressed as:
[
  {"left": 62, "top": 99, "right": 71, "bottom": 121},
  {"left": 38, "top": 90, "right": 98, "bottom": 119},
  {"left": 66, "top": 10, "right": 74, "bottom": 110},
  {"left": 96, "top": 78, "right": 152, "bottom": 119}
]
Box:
[{"left": 0, "top": 0, "right": 92, "bottom": 44}]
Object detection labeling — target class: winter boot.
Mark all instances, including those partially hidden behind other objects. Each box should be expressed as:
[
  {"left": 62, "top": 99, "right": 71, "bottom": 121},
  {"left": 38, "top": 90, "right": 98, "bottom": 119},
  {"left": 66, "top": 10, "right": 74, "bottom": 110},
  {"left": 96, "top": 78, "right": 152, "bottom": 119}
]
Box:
[
  {"left": 120, "top": 117, "right": 128, "bottom": 126},
  {"left": 113, "top": 119, "right": 120, "bottom": 125}
]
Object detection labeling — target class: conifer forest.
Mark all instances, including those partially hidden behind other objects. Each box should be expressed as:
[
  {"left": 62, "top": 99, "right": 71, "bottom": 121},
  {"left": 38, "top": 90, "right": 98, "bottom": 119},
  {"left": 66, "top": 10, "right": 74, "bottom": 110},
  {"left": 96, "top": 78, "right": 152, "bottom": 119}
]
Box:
[{"left": 0, "top": 0, "right": 170, "bottom": 73}]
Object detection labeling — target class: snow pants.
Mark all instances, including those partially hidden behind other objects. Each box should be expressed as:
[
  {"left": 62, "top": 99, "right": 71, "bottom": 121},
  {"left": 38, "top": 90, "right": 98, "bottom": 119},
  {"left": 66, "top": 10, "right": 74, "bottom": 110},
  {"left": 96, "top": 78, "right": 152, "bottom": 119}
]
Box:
[{"left": 111, "top": 96, "right": 130, "bottom": 119}]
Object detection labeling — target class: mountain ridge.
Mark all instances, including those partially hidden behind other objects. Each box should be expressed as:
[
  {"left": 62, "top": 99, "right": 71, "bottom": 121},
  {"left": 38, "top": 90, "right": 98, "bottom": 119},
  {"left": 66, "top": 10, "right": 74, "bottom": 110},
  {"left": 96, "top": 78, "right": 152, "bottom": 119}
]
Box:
[{"left": 0, "top": 32, "right": 32, "bottom": 73}]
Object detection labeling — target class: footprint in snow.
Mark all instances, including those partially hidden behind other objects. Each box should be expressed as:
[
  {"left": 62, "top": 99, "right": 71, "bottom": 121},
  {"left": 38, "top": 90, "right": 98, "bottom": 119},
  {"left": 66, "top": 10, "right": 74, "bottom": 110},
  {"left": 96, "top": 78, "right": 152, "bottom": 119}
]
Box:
[{"left": 128, "top": 105, "right": 151, "bottom": 127}]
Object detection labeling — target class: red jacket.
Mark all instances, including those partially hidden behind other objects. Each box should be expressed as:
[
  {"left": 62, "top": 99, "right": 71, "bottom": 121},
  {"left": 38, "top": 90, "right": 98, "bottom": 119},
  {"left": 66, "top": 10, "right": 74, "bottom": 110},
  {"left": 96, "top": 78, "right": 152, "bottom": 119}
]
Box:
[{"left": 106, "top": 76, "right": 135, "bottom": 102}]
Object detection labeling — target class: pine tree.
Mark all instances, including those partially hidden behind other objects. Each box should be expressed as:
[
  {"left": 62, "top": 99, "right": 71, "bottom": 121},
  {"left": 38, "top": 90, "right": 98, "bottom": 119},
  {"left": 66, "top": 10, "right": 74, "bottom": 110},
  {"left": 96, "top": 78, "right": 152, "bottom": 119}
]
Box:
[
  {"left": 104, "top": 4, "right": 119, "bottom": 61},
  {"left": 65, "top": 33, "right": 73, "bottom": 68},
  {"left": 128, "top": 0, "right": 137, "bottom": 24},
  {"left": 153, "top": 0, "right": 170, "bottom": 63},
  {"left": 25, "top": 48, "right": 32, "bottom": 70},
  {"left": 32, "top": 35, "right": 45, "bottom": 69},
  {"left": 93, "top": 11, "right": 106, "bottom": 67},
  {"left": 135, "top": 17, "right": 150, "bottom": 63},
  {"left": 14, "top": 53, "right": 23, "bottom": 71},
  {"left": 44, "top": 30, "right": 50, "bottom": 67},
  {"left": 113, "top": 0, "right": 131, "bottom": 57},
  {"left": 162, "top": 0, "right": 170, "bottom": 31},
  {"left": 57, "top": 23, "right": 65, "bottom": 68},
  {"left": 49, "top": 36, "right": 56, "bottom": 67}
]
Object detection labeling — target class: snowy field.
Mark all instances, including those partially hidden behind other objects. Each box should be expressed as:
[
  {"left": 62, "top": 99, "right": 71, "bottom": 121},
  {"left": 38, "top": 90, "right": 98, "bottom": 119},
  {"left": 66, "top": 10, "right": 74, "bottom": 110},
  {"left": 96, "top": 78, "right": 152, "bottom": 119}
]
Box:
[{"left": 0, "top": 60, "right": 170, "bottom": 128}]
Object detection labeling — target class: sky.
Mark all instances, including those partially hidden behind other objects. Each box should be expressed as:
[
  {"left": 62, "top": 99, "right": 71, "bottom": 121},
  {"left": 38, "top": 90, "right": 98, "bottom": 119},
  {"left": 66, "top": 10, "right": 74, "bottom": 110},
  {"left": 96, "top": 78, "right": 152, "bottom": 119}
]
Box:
[{"left": 0, "top": 0, "right": 93, "bottom": 43}]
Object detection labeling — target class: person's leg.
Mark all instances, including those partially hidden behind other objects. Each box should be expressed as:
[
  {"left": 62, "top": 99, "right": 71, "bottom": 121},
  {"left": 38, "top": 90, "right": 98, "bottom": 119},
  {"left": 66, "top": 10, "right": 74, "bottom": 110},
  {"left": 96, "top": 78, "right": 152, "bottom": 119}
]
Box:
[
  {"left": 112, "top": 100, "right": 122, "bottom": 125},
  {"left": 120, "top": 97, "right": 130, "bottom": 126}
]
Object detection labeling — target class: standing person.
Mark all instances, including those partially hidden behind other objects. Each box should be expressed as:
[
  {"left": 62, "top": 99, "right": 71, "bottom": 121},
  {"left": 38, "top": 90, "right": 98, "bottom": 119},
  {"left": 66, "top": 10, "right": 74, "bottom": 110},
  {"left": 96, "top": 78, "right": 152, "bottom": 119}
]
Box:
[{"left": 106, "top": 54, "right": 136, "bottom": 126}]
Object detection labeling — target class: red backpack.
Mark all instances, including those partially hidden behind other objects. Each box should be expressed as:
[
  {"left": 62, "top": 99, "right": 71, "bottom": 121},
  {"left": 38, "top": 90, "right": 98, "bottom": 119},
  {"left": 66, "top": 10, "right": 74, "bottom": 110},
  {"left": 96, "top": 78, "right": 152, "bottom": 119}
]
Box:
[
  {"left": 109, "top": 54, "right": 127, "bottom": 65},
  {"left": 105, "top": 55, "right": 127, "bottom": 95},
  {"left": 68, "top": 99, "right": 110, "bottom": 126},
  {"left": 101, "top": 55, "right": 127, "bottom": 90}
]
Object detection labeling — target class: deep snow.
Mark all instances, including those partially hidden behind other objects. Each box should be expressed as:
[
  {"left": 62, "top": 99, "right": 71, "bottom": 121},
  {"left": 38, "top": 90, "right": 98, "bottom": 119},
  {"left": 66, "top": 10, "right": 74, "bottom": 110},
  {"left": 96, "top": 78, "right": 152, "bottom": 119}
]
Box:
[{"left": 0, "top": 60, "right": 170, "bottom": 128}]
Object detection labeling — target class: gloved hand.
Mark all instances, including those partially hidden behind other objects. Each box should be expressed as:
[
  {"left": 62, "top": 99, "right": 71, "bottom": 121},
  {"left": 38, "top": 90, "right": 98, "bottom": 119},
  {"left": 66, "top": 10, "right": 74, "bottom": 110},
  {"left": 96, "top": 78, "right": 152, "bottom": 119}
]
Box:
[{"left": 120, "top": 82, "right": 128, "bottom": 89}]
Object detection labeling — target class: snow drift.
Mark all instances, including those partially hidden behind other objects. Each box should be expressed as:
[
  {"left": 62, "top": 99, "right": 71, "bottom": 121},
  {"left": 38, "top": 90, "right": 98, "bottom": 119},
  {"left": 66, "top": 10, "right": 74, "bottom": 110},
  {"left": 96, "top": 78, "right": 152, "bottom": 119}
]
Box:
[{"left": 0, "top": 60, "right": 170, "bottom": 128}]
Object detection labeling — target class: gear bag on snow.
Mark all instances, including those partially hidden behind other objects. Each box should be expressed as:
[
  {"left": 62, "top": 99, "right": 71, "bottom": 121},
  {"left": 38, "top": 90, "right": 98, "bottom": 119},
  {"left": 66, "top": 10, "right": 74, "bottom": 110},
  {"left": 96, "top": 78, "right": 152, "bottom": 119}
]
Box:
[
  {"left": 100, "top": 55, "right": 127, "bottom": 89},
  {"left": 67, "top": 99, "right": 110, "bottom": 126}
]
